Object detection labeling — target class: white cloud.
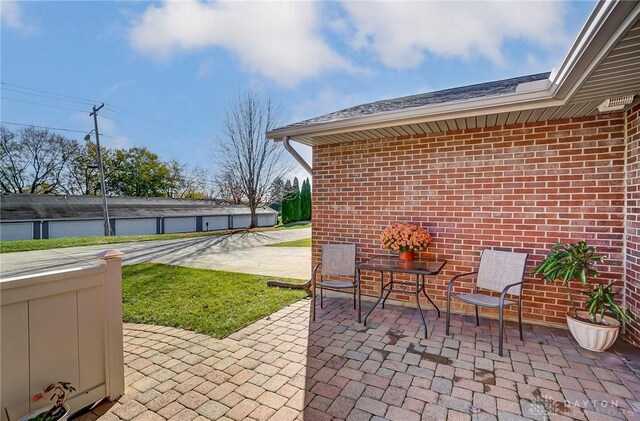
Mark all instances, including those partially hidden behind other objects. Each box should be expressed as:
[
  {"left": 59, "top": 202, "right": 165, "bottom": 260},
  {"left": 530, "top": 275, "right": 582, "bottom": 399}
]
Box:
[
  {"left": 339, "top": 1, "right": 569, "bottom": 70},
  {"left": 104, "top": 80, "right": 135, "bottom": 95},
  {"left": 130, "top": 0, "right": 357, "bottom": 87},
  {"left": 0, "top": 1, "right": 34, "bottom": 34}
]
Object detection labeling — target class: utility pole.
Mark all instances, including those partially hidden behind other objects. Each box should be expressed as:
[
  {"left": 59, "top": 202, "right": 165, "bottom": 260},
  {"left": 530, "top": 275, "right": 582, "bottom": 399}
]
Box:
[{"left": 90, "top": 103, "right": 111, "bottom": 236}]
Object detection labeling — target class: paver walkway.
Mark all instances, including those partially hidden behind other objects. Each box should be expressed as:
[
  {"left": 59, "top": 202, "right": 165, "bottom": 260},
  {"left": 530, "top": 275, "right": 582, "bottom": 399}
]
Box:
[{"left": 80, "top": 297, "right": 640, "bottom": 421}]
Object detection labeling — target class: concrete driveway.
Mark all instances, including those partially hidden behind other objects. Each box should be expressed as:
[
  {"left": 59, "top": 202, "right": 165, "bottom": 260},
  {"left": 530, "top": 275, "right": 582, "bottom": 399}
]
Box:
[{"left": 0, "top": 228, "right": 311, "bottom": 280}]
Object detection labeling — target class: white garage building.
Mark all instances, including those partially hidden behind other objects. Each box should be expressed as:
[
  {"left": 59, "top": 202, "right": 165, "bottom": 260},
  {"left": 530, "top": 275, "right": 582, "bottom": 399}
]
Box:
[{"left": 0, "top": 195, "right": 278, "bottom": 241}]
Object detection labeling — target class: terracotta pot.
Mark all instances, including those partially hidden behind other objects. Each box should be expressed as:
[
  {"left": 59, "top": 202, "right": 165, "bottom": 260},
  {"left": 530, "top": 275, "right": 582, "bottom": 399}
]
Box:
[
  {"left": 566, "top": 311, "right": 620, "bottom": 352},
  {"left": 399, "top": 250, "right": 415, "bottom": 261}
]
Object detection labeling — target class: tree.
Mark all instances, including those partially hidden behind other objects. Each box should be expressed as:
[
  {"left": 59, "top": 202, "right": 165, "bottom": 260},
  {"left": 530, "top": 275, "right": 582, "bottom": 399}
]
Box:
[
  {"left": 108, "top": 147, "right": 173, "bottom": 197},
  {"left": 291, "top": 177, "right": 301, "bottom": 222},
  {"left": 213, "top": 169, "right": 244, "bottom": 205},
  {"left": 61, "top": 139, "right": 109, "bottom": 196},
  {"left": 300, "top": 178, "right": 312, "bottom": 220},
  {"left": 0, "top": 126, "right": 80, "bottom": 194},
  {"left": 307, "top": 178, "right": 312, "bottom": 219},
  {"left": 216, "top": 91, "right": 291, "bottom": 228},
  {"left": 281, "top": 179, "right": 293, "bottom": 223},
  {"left": 268, "top": 176, "right": 285, "bottom": 213},
  {"left": 165, "top": 161, "right": 209, "bottom": 199}
]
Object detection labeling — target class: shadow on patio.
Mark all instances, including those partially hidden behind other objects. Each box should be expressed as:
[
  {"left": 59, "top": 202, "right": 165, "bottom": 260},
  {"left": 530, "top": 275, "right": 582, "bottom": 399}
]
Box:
[{"left": 82, "top": 297, "right": 640, "bottom": 421}]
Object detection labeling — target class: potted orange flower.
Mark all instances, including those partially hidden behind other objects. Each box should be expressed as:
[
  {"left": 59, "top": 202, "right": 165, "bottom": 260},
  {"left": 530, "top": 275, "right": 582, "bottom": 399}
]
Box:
[{"left": 381, "top": 222, "right": 432, "bottom": 261}]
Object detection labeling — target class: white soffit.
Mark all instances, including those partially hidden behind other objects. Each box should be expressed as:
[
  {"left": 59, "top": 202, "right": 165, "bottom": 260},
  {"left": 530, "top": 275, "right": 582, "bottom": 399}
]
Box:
[{"left": 571, "top": 18, "right": 640, "bottom": 103}]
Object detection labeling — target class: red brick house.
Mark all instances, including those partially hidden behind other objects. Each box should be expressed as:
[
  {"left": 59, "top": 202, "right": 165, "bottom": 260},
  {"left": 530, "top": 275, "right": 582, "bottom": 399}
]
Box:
[{"left": 268, "top": 1, "right": 640, "bottom": 345}]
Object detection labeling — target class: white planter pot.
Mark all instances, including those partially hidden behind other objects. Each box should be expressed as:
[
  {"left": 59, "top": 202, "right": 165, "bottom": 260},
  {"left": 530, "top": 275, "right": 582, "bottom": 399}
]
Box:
[
  {"left": 18, "top": 404, "right": 70, "bottom": 421},
  {"left": 566, "top": 311, "right": 620, "bottom": 352}
]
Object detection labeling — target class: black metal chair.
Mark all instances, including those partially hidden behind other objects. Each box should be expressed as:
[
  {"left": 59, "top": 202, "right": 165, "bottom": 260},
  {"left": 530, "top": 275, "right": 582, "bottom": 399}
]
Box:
[
  {"left": 312, "top": 244, "right": 360, "bottom": 322},
  {"left": 445, "top": 249, "right": 529, "bottom": 356}
]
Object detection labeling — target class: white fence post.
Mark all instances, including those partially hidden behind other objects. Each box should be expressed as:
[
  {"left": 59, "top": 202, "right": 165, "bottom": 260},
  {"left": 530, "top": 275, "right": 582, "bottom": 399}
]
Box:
[{"left": 98, "top": 250, "right": 125, "bottom": 400}]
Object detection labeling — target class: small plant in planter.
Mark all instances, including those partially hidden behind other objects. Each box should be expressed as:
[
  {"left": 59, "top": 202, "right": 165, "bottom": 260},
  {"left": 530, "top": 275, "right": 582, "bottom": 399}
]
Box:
[
  {"left": 21, "top": 382, "right": 75, "bottom": 421},
  {"left": 533, "top": 241, "right": 634, "bottom": 352}
]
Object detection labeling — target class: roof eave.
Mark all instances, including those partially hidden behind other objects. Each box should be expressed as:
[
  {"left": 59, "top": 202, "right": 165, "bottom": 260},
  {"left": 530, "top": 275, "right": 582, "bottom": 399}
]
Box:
[
  {"left": 267, "top": 87, "right": 557, "bottom": 140},
  {"left": 550, "top": 0, "right": 640, "bottom": 100}
]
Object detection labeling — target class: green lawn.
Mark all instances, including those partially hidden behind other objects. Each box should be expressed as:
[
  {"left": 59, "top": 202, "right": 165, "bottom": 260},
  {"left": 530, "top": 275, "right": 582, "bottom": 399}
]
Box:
[
  {"left": 0, "top": 221, "right": 311, "bottom": 254},
  {"left": 265, "top": 238, "right": 311, "bottom": 247},
  {"left": 122, "top": 264, "right": 307, "bottom": 338}
]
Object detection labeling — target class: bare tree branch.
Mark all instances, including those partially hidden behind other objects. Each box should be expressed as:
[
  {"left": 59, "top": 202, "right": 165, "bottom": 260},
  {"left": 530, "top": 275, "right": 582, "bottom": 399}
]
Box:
[
  {"left": 214, "top": 91, "right": 292, "bottom": 227},
  {"left": 0, "top": 126, "right": 79, "bottom": 194}
]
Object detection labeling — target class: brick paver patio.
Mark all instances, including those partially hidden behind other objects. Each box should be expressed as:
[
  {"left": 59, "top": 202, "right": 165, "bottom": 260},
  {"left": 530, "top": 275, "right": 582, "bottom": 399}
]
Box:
[{"left": 78, "top": 297, "right": 640, "bottom": 421}]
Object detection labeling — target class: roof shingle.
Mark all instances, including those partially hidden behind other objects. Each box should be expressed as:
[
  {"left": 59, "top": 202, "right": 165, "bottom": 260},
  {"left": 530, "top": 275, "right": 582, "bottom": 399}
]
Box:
[
  {"left": 272, "top": 72, "right": 550, "bottom": 132},
  {"left": 0, "top": 195, "right": 277, "bottom": 221}
]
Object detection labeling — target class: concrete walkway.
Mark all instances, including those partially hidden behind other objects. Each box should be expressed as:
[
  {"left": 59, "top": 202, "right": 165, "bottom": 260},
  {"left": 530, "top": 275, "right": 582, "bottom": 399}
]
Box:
[
  {"left": 0, "top": 228, "right": 311, "bottom": 279},
  {"left": 77, "top": 297, "right": 640, "bottom": 421}
]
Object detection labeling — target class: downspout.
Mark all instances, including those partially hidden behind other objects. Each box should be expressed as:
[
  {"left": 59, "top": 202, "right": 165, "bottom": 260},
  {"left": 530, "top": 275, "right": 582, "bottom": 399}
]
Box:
[
  {"left": 623, "top": 107, "right": 629, "bottom": 336},
  {"left": 282, "top": 136, "right": 312, "bottom": 175}
]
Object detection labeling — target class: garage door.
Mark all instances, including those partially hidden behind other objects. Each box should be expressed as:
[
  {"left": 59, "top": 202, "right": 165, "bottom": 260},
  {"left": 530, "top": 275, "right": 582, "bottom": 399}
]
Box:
[
  {"left": 202, "top": 216, "right": 228, "bottom": 231},
  {"left": 0, "top": 222, "right": 33, "bottom": 241},
  {"left": 115, "top": 218, "right": 156, "bottom": 236},
  {"left": 49, "top": 220, "right": 103, "bottom": 239},
  {"left": 164, "top": 217, "right": 196, "bottom": 233},
  {"left": 231, "top": 215, "right": 251, "bottom": 229},
  {"left": 257, "top": 214, "right": 277, "bottom": 227}
]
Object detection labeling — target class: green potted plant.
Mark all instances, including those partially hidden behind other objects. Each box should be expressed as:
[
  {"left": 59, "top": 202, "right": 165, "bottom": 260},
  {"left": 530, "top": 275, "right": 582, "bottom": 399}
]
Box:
[
  {"left": 19, "top": 382, "right": 75, "bottom": 421},
  {"left": 533, "top": 241, "right": 633, "bottom": 352}
]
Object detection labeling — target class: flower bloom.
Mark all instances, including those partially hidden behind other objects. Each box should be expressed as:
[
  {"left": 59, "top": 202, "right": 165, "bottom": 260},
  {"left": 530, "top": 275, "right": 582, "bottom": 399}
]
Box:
[{"left": 381, "top": 222, "right": 432, "bottom": 252}]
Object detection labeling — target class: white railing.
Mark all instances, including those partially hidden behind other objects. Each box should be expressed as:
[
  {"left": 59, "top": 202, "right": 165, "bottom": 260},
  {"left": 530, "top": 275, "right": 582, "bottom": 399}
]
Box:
[{"left": 1, "top": 251, "right": 125, "bottom": 421}]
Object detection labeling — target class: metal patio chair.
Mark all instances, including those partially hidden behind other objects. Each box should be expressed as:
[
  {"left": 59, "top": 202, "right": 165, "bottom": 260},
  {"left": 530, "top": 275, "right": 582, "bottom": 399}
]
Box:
[
  {"left": 312, "top": 243, "right": 360, "bottom": 322},
  {"left": 445, "top": 249, "right": 529, "bottom": 356}
]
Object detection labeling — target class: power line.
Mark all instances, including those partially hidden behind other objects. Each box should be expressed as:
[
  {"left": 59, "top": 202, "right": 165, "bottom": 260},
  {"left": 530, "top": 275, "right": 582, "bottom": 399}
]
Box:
[
  {"left": 1, "top": 85, "right": 96, "bottom": 107},
  {"left": 0, "top": 120, "right": 208, "bottom": 163},
  {"left": 102, "top": 105, "right": 208, "bottom": 139},
  {"left": 2, "top": 81, "right": 209, "bottom": 139},
  {"left": 99, "top": 114, "right": 190, "bottom": 142},
  {"left": 1, "top": 120, "right": 90, "bottom": 135},
  {"left": 0, "top": 120, "right": 127, "bottom": 143},
  {"left": 2, "top": 95, "right": 199, "bottom": 146},
  {"left": 0, "top": 82, "right": 210, "bottom": 137},
  {"left": 1, "top": 82, "right": 213, "bottom": 161},
  {"left": 2, "top": 95, "right": 197, "bottom": 142},
  {"left": 0, "top": 82, "right": 101, "bottom": 105},
  {"left": 1, "top": 96, "right": 88, "bottom": 113}
]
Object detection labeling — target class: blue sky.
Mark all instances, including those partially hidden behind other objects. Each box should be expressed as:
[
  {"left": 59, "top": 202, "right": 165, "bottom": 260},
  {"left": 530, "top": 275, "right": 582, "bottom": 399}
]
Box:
[{"left": 1, "top": 1, "right": 595, "bottom": 179}]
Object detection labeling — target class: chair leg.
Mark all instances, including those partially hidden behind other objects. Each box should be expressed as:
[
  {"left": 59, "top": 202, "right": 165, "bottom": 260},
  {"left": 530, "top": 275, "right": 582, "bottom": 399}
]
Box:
[
  {"left": 498, "top": 302, "right": 504, "bottom": 357},
  {"left": 475, "top": 306, "right": 480, "bottom": 327},
  {"left": 357, "top": 269, "right": 361, "bottom": 324},
  {"left": 312, "top": 279, "right": 316, "bottom": 322},
  {"left": 320, "top": 286, "right": 324, "bottom": 309},
  {"left": 518, "top": 301, "right": 524, "bottom": 341},
  {"left": 353, "top": 286, "right": 356, "bottom": 310},
  {"left": 445, "top": 289, "right": 452, "bottom": 336}
]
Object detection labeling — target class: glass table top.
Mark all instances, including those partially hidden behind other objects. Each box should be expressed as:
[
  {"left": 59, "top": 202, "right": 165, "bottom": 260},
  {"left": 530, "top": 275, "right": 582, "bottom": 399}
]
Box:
[{"left": 358, "top": 255, "right": 447, "bottom": 275}]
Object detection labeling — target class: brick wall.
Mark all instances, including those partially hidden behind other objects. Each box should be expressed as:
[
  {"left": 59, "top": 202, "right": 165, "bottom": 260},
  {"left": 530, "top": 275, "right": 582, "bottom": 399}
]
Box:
[
  {"left": 312, "top": 113, "right": 625, "bottom": 327},
  {"left": 626, "top": 103, "right": 640, "bottom": 346}
]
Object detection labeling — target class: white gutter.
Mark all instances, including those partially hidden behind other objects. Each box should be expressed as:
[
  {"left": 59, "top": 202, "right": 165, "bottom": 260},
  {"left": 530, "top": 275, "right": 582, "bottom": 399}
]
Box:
[
  {"left": 282, "top": 136, "right": 312, "bottom": 174},
  {"left": 268, "top": 88, "right": 558, "bottom": 140},
  {"left": 550, "top": 0, "right": 640, "bottom": 100}
]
